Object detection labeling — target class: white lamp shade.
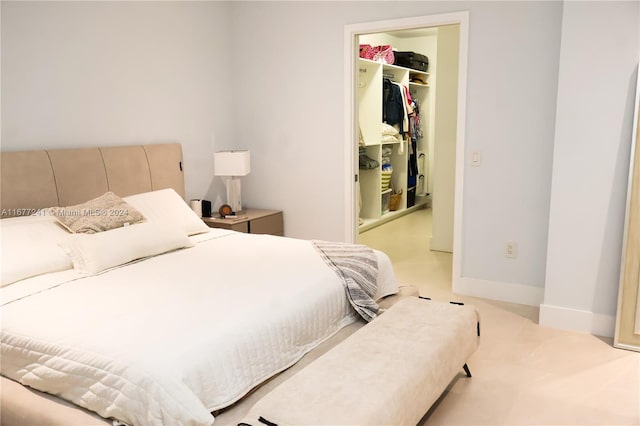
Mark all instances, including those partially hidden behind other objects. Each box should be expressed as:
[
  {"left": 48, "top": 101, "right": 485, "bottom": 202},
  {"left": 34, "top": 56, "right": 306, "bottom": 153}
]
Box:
[{"left": 214, "top": 150, "right": 251, "bottom": 176}]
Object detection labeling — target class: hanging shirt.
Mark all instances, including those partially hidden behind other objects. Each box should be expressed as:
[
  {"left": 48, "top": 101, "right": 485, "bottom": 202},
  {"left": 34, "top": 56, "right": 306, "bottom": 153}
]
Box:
[
  {"left": 394, "top": 82, "right": 409, "bottom": 136},
  {"left": 383, "top": 79, "right": 405, "bottom": 134}
]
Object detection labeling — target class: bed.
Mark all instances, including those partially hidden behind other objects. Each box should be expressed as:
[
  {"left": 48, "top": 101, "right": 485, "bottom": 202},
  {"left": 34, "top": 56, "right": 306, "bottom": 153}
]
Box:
[{"left": 0, "top": 143, "right": 403, "bottom": 425}]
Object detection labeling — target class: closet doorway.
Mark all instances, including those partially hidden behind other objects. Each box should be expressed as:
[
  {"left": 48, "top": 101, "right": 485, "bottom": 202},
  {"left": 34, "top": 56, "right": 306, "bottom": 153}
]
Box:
[{"left": 344, "top": 12, "right": 469, "bottom": 285}]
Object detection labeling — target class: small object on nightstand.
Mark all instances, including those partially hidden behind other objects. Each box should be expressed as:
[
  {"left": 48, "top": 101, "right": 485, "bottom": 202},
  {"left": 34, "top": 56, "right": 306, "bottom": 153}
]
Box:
[
  {"left": 190, "top": 199, "right": 212, "bottom": 217},
  {"left": 219, "top": 204, "right": 233, "bottom": 218},
  {"left": 201, "top": 200, "right": 212, "bottom": 218},
  {"left": 222, "top": 215, "right": 248, "bottom": 222}
]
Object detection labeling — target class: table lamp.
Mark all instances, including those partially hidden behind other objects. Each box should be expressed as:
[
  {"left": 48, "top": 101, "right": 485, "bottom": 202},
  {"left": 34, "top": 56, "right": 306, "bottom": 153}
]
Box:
[{"left": 214, "top": 150, "right": 251, "bottom": 213}]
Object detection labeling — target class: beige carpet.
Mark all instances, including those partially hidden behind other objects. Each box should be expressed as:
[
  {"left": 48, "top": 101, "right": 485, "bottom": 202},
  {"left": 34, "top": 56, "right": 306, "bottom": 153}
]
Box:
[{"left": 359, "top": 207, "right": 640, "bottom": 426}]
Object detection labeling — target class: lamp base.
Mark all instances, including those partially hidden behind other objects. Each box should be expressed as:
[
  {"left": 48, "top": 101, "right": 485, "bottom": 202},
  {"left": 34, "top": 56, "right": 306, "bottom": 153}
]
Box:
[{"left": 225, "top": 176, "right": 243, "bottom": 213}]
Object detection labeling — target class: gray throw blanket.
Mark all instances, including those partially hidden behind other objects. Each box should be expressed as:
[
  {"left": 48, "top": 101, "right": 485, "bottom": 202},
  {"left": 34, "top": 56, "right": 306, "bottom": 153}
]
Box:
[{"left": 312, "top": 240, "right": 380, "bottom": 322}]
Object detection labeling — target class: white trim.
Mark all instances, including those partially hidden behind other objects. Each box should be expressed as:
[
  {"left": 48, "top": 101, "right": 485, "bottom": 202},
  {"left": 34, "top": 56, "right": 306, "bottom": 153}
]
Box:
[
  {"left": 344, "top": 11, "right": 470, "bottom": 248},
  {"left": 344, "top": 12, "right": 469, "bottom": 36},
  {"left": 344, "top": 26, "right": 357, "bottom": 242},
  {"left": 451, "top": 12, "right": 469, "bottom": 294},
  {"left": 614, "top": 342, "right": 640, "bottom": 352},
  {"left": 540, "top": 304, "right": 616, "bottom": 338},
  {"left": 454, "top": 277, "right": 544, "bottom": 307}
]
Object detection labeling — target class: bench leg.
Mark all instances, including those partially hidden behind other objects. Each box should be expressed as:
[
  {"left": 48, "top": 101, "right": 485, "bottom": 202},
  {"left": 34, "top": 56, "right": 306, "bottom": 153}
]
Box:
[{"left": 463, "top": 363, "right": 472, "bottom": 378}]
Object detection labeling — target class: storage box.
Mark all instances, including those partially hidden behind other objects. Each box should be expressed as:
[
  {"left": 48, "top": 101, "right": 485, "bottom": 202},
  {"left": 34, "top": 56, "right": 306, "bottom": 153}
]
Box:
[
  {"left": 407, "top": 187, "right": 416, "bottom": 208},
  {"left": 389, "top": 192, "right": 402, "bottom": 211}
]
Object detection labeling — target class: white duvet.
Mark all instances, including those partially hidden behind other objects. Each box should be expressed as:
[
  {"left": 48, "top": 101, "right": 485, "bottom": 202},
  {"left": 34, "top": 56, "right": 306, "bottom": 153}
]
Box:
[{"left": 0, "top": 229, "right": 397, "bottom": 426}]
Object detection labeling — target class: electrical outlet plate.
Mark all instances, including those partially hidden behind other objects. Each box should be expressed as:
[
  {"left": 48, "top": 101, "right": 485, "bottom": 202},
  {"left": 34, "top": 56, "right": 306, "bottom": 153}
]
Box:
[{"left": 506, "top": 242, "right": 518, "bottom": 258}]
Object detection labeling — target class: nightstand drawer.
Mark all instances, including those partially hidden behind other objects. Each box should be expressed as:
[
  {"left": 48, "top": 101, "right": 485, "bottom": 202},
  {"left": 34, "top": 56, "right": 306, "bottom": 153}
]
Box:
[
  {"left": 229, "top": 222, "right": 249, "bottom": 233},
  {"left": 250, "top": 212, "right": 284, "bottom": 236}
]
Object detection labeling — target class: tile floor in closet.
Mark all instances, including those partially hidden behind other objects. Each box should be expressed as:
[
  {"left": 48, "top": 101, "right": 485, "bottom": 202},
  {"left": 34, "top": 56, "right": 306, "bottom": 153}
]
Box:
[{"left": 359, "top": 207, "right": 640, "bottom": 426}]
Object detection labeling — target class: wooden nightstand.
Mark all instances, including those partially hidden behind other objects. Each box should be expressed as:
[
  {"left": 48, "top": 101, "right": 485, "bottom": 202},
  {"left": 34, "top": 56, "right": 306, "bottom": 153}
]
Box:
[{"left": 201, "top": 208, "right": 284, "bottom": 236}]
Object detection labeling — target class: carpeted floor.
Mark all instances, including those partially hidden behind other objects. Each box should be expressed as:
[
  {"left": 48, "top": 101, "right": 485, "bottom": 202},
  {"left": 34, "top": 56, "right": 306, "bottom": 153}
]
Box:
[{"left": 359, "top": 207, "right": 640, "bottom": 426}]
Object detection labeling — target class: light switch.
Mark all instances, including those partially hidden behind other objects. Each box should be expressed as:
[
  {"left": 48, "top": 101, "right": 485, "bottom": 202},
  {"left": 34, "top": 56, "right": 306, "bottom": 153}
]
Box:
[{"left": 471, "top": 151, "right": 481, "bottom": 167}]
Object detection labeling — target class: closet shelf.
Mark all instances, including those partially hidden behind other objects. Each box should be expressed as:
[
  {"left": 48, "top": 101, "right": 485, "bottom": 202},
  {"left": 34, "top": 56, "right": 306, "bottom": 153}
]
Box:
[
  {"left": 409, "top": 69, "right": 430, "bottom": 77},
  {"left": 359, "top": 58, "right": 430, "bottom": 77}
]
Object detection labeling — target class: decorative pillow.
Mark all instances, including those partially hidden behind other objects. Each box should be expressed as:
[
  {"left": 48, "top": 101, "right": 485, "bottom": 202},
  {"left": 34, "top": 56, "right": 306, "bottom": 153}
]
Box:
[
  {"left": 1, "top": 215, "right": 73, "bottom": 286},
  {"left": 59, "top": 221, "right": 194, "bottom": 274},
  {"left": 50, "top": 192, "right": 145, "bottom": 234},
  {"left": 123, "top": 189, "right": 210, "bottom": 236}
]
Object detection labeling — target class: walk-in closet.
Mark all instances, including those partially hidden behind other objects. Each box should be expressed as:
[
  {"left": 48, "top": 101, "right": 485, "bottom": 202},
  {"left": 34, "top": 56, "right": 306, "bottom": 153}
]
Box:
[{"left": 356, "top": 24, "right": 460, "bottom": 254}]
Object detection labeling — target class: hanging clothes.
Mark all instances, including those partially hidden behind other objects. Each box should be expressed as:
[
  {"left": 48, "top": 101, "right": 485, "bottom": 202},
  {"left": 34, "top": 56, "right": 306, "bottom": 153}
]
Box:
[
  {"left": 383, "top": 79, "right": 405, "bottom": 134},
  {"left": 394, "top": 81, "right": 409, "bottom": 136},
  {"left": 408, "top": 138, "right": 418, "bottom": 187},
  {"left": 407, "top": 93, "right": 420, "bottom": 188},
  {"left": 412, "top": 98, "right": 423, "bottom": 140}
]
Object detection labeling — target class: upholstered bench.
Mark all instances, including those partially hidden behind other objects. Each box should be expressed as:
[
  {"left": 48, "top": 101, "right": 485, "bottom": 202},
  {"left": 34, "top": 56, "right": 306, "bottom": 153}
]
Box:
[{"left": 238, "top": 296, "right": 480, "bottom": 426}]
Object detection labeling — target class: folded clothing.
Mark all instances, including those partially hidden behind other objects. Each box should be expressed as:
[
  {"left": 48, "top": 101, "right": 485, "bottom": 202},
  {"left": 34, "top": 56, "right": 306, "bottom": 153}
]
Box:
[
  {"left": 382, "top": 134, "right": 400, "bottom": 144},
  {"left": 382, "top": 122, "right": 400, "bottom": 136},
  {"left": 359, "top": 154, "right": 379, "bottom": 170}
]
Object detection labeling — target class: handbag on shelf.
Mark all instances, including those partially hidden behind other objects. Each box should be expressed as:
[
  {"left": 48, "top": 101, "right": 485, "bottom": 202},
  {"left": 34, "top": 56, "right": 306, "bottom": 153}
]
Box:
[{"left": 359, "top": 44, "right": 395, "bottom": 65}]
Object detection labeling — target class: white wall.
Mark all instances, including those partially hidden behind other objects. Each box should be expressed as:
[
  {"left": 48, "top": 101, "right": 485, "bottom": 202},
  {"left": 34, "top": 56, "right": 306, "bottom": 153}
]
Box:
[
  {"left": 458, "top": 2, "right": 562, "bottom": 297},
  {"left": 0, "top": 1, "right": 233, "bottom": 202},
  {"left": 230, "top": 1, "right": 563, "bottom": 293},
  {"left": 541, "top": 1, "right": 640, "bottom": 337},
  {"left": 359, "top": 33, "right": 402, "bottom": 49},
  {"left": 430, "top": 25, "right": 459, "bottom": 253}
]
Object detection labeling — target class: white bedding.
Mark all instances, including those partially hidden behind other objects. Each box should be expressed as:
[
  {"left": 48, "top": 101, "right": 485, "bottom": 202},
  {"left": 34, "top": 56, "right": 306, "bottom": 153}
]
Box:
[{"left": 0, "top": 229, "right": 397, "bottom": 426}]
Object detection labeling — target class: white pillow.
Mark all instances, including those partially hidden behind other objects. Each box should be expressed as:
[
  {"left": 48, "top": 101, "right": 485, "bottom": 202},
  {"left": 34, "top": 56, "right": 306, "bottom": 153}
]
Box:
[
  {"left": 123, "top": 189, "right": 210, "bottom": 236},
  {"left": 60, "top": 221, "right": 194, "bottom": 274},
  {"left": 1, "top": 215, "right": 74, "bottom": 286}
]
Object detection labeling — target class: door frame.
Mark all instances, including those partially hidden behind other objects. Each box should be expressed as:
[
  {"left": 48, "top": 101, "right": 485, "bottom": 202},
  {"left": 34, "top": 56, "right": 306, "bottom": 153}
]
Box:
[{"left": 343, "top": 11, "right": 469, "bottom": 288}]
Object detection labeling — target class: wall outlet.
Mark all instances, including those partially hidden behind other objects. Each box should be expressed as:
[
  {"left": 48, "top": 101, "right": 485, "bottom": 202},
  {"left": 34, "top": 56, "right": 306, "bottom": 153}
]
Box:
[{"left": 506, "top": 242, "right": 518, "bottom": 259}]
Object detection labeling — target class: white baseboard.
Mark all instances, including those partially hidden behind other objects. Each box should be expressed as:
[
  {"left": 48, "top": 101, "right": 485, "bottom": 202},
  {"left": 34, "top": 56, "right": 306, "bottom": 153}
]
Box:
[
  {"left": 539, "top": 304, "right": 615, "bottom": 337},
  {"left": 453, "top": 277, "right": 544, "bottom": 307},
  {"left": 453, "top": 277, "right": 616, "bottom": 337}
]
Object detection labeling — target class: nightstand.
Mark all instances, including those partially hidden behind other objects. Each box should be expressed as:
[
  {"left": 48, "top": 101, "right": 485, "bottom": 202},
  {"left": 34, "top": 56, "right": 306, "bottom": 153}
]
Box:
[{"left": 201, "top": 208, "right": 284, "bottom": 236}]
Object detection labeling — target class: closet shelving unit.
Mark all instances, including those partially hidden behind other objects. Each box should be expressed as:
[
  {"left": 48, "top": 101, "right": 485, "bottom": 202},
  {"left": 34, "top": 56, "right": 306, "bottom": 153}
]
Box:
[{"left": 358, "top": 58, "right": 430, "bottom": 232}]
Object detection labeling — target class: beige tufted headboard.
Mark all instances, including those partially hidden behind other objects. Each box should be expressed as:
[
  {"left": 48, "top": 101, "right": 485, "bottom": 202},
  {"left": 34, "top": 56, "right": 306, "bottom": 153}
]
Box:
[{"left": 0, "top": 143, "right": 185, "bottom": 218}]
